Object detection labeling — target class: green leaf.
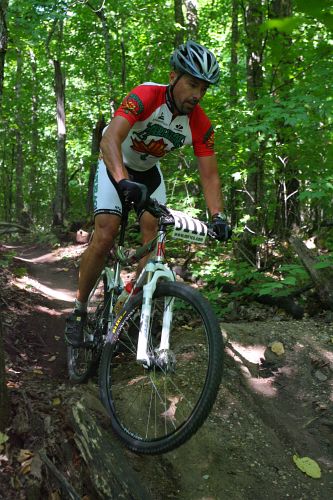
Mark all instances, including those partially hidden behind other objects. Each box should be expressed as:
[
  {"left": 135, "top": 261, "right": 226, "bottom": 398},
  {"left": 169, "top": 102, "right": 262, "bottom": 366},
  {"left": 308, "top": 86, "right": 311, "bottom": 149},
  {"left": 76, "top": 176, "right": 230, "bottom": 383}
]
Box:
[
  {"left": 293, "top": 454, "right": 321, "bottom": 479},
  {"left": 0, "top": 432, "right": 9, "bottom": 445}
]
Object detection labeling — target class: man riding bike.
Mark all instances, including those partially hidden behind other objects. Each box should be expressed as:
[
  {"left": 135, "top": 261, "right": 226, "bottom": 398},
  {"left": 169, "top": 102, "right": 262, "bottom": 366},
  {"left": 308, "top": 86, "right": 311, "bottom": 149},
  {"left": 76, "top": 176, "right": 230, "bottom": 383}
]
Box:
[{"left": 65, "top": 40, "right": 231, "bottom": 347}]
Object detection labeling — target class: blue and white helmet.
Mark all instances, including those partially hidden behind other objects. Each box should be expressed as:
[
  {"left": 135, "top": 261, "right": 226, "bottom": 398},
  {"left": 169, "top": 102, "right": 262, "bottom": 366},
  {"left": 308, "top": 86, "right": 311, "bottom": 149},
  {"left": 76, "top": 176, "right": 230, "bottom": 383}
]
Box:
[{"left": 170, "top": 40, "right": 220, "bottom": 85}]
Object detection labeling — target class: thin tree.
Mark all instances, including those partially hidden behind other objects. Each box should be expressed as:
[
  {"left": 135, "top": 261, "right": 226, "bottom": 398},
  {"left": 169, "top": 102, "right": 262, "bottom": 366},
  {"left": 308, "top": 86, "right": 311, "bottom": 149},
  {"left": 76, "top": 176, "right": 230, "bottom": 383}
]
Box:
[
  {"left": 184, "top": 0, "right": 198, "bottom": 40},
  {"left": 47, "top": 19, "right": 68, "bottom": 227},
  {"left": 0, "top": 0, "right": 8, "bottom": 107},
  {"left": 174, "top": 0, "right": 185, "bottom": 47},
  {"left": 229, "top": 0, "right": 239, "bottom": 226},
  {"left": 14, "top": 49, "right": 24, "bottom": 222}
]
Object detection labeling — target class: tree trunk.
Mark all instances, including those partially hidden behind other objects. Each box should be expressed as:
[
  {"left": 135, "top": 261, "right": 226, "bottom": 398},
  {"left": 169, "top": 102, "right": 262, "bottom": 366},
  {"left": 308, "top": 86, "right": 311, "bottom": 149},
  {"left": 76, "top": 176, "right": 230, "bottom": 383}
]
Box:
[
  {"left": 92, "top": 5, "right": 115, "bottom": 118},
  {"left": 29, "top": 49, "right": 40, "bottom": 220},
  {"left": 174, "top": 0, "right": 185, "bottom": 47},
  {"left": 290, "top": 236, "right": 333, "bottom": 310},
  {"left": 245, "top": 0, "right": 264, "bottom": 217},
  {"left": 0, "top": 312, "right": 10, "bottom": 431},
  {"left": 270, "top": 0, "right": 300, "bottom": 235},
  {"left": 229, "top": 0, "right": 239, "bottom": 227},
  {"left": 120, "top": 16, "right": 126, "bottom": 93},
  {"left": 86, "top": 116, "right": 106, "bottom": 217},
  {"left": 240, "top": 0, "right": 265, "bottom": 266},
  {"left": 0, "top": 0, "right": 8, "bottom": 108},
  {"left": 185, "top": 0, "right": 198, "bottom": 39},
  {"left": 52, "top": 59, "right": 68, "bottom": 227},
  {"left": 14, "top": 49, "right": 24, "bottom": 223}
]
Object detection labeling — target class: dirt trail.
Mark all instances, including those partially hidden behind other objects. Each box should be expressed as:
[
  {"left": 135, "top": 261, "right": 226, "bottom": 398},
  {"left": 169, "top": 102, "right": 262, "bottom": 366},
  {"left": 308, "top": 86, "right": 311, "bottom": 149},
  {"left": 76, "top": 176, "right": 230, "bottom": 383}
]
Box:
[{"left": 2, "top": 243, "right": 333, "bottom": 499}]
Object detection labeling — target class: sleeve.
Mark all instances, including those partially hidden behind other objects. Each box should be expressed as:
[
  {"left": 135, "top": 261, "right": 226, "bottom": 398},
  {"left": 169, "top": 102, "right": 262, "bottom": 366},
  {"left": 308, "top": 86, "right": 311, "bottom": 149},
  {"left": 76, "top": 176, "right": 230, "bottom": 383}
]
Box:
[
  {"left": 114, "top": 84, "right": 159, "bottom": 127},
  {"left": 189, "top": 106, "right": 215, "bottom": 157}
]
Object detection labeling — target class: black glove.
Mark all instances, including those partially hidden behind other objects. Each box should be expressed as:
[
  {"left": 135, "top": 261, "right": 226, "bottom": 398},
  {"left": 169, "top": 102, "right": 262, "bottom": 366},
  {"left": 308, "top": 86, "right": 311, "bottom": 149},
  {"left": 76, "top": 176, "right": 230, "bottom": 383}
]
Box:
[
  {"left": 211, "top": 212, "right": 232, "bottom": 241},
  {"left": 118, "top": 179, "right": 149, "bottom": 210}
]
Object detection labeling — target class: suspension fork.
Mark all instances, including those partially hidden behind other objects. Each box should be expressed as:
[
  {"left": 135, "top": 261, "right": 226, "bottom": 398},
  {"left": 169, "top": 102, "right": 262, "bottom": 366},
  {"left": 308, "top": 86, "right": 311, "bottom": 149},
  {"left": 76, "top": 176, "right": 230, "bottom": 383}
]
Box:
[{"left": 136, "top": 229, "right": 175, "bottom": 366}]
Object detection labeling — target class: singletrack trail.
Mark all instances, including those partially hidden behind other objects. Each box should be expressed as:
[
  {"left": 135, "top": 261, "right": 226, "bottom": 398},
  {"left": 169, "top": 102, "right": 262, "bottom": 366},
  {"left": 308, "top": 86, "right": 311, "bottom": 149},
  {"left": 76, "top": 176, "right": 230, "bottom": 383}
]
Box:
[{"left": 2, "top": 242, "right": 333, "bottom": 499}]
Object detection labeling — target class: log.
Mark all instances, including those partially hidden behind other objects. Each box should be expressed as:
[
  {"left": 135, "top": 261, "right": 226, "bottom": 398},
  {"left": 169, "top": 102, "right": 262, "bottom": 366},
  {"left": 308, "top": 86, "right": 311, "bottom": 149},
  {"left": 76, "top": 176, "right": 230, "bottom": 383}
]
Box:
[
  {"left": 290, "top": 235, "right": 333, "bottom": 310},
  {"left": 0, "top": 221, "right": 30, "bottom": 234},
  {"left": 71, "top": 388, "right": 153, "bottom": 500}
]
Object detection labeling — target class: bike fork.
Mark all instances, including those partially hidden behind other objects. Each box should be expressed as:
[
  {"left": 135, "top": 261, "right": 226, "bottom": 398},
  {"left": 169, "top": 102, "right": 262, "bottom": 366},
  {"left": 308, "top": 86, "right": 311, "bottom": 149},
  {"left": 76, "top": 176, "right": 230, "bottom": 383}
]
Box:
[{"left": 136, "top": 262, "right": 175, "bottom": 367}]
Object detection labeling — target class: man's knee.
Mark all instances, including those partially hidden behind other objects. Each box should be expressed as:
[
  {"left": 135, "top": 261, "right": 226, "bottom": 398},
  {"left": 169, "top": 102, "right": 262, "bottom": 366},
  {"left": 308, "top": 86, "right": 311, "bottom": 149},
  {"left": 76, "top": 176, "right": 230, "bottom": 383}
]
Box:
[
  {"left": 140, "top": 212, "right": 158, "bottom": 243},
  {"left": 91, "top": 215, "right": 120, "bottom": 255}
]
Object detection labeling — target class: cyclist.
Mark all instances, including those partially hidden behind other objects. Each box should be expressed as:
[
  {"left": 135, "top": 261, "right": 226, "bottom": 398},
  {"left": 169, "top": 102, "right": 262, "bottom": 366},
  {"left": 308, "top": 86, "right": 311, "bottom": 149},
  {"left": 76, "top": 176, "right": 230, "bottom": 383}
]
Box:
[{"left": 65, "top": 40, "right": 231, "bottom": 347}]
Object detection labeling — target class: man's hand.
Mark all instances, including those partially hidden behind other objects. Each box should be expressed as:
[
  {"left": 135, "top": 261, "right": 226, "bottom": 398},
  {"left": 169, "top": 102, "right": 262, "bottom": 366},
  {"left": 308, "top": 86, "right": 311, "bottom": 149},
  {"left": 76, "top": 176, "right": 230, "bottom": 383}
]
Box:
[
  {"left": 118, "top": 179, "right": 149, "bottom": 210},
  {"left": 211, "top": 212, "right": 232, "bottom": 241}
]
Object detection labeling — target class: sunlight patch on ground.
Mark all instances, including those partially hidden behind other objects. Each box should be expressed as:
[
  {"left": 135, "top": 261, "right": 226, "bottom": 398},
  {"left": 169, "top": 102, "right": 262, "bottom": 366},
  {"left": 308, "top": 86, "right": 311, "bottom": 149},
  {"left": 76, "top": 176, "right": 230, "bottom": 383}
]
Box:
[
  {"left": 225, "top": 340, "right": 278, "bottom": 397},
  {"left": 230, "top": 341, "right": 266, "bottom": 364},
  {"left": 33, "top": 305, "right": 63, "bottom": 317},
  {"left": 14, "top": 276, "right": 75, "bottom": 302},
  {"left": 246, "top": 377, "right": 277, "bottom": 397},
  {"left": 15, "top": 252, "right": 60, "bottom": 264}
]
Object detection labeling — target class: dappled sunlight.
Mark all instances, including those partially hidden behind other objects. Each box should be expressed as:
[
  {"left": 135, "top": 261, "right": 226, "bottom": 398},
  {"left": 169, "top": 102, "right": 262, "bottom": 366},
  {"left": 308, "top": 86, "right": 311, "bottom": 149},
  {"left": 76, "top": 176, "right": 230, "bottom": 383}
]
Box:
[
  {"left": 14, "top": 275, "right": 75, "bottom": 302},
  {"left": 230, "top": 341, "right": 266, "bottom": 364},
  {"left": 246, "top": 377, "right": 278, "bottom": 397},
  {"left": 15, "top": 252, "right": 60, "bottom": 264},
  {"left": 315, "top": 345, "right": 333, "bottom": 365},
  {"left": 33, "top": 305, "right": 63, "bottom": 317},
  {"left": 225, "top": 340, "right": 278, "bottom": 398}
]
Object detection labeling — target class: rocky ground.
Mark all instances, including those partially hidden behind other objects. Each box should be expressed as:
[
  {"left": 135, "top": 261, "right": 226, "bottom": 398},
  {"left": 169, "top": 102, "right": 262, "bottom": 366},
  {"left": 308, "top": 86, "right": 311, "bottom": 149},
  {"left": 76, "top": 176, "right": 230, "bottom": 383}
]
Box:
[{"left": 0, "top": 242, "right": 332, "bottom": 499}]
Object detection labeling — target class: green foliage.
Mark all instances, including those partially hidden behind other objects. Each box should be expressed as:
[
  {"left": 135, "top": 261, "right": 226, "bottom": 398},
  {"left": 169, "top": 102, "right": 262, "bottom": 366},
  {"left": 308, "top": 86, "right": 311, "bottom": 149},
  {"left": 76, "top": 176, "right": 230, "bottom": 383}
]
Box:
[
  {"left": 1, "top": 0, "right": 333, "bottom": 309},
  {"left": 0, "top": 251, "right": 16, "bottom": 268}
]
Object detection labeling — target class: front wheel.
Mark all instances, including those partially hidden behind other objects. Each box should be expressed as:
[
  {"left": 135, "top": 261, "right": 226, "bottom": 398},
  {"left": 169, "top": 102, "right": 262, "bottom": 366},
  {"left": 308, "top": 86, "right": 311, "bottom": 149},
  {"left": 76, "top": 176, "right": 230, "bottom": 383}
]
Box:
[{"left": 99, "top": 281, "right": 223, "bottom": 454}]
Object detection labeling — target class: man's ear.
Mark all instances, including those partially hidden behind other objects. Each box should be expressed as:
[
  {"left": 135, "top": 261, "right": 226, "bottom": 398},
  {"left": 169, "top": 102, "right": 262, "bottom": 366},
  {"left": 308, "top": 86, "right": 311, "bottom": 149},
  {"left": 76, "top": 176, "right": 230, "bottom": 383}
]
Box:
[{"left": 169, "top": 71, "right": 177, "bottom": 84}]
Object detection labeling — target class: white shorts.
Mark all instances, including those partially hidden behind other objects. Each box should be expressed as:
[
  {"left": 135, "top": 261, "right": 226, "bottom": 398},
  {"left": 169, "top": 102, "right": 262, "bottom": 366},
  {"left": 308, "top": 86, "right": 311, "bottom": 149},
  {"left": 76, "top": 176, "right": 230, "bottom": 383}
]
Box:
[{"left": 93, "top": 160, "right": 167, "bottom": 218}]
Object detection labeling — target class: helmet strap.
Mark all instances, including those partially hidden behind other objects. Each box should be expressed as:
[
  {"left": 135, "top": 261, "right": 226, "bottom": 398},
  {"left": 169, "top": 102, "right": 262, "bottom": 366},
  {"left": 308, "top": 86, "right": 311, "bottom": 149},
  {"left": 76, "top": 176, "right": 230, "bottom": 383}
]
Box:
[{"left": 167, "top": 73, "right": 186, "bottom": 115}]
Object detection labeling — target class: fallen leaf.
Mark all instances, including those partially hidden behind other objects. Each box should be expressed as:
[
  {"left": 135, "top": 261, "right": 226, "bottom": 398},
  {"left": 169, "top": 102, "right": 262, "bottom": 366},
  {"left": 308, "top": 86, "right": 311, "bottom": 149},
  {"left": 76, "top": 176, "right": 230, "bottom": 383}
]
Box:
[
  {"left": 52, "top": 397, "right": 61, "bottom": 406},
  {"left": 271, "top": 341, "right": 285, "bottom": 356},
  {"left": 20, "top": 459, "right": 32, "bottom": 475},
  {"left": 0, "top": 432, "right": 9, "bottom": 445},
  {"left": 293, "top": 454, "right": 321, "bottom": 479},
  {"left": 54, "top": 336, "right": 61, "bottom": 341},
  {"left": 30, "top": 453, "right": 43, "bottom": 480},
  {"left": 33, "top": 369, "right": 43, "bottom": 375},
  {"left": 17, "top": 449, "right": 34, "bottom": 463},
  {"left": 48, "top": 356, "right": 57, "bottom": 362}
]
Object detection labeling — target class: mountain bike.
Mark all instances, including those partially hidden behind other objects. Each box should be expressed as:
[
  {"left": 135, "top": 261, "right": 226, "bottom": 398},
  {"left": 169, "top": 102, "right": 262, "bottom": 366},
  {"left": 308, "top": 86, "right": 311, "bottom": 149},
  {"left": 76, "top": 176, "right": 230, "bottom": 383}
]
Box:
[{"left": 67, "top": 199, "right": 224, "bottom": 454}]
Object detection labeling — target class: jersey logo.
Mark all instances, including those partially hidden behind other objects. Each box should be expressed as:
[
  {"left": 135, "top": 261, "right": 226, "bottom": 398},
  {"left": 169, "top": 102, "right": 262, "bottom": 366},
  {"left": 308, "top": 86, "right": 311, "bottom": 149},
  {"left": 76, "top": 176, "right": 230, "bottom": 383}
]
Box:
[
  {"left": 133, "top": 122, "right": 186, "bottom": 149},
  {"left": 204, "top": 126, "right": 214, "bottom": 150},
  {"left": 120, "top": 93, "right": 144, "bottom": 116},
  {"left": 131, "top": 138, "right": 168, "bottom": 160},
  {"left": 157, "top": 112, "right": 165, "bottom": 121}
]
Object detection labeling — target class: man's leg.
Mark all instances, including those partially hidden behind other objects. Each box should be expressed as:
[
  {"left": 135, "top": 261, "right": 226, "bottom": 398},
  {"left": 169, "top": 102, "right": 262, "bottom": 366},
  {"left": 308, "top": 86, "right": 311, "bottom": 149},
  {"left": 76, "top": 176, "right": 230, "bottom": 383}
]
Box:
[
  {"left": 77, "top": 213, "right": 121, "bottom": 303},
  {"left": 66, "top": 213, "right": 121, "bottom": 346},
  {"left": 137, "top": 211, "right": 158, "bottom": 275}
]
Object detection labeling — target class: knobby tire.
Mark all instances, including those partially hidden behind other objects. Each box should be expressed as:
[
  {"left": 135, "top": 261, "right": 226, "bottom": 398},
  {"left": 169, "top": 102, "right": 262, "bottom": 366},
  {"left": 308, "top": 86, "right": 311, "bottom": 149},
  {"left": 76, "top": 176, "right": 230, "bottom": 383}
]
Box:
[{"left": 98, "top": 281, "right": 223, "bottom": 454}]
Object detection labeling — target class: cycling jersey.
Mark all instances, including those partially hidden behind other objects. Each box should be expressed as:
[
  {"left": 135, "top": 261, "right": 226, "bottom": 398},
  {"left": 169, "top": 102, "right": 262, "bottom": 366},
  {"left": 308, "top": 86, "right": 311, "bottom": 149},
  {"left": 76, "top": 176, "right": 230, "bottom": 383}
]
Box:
[{"left": 109, "top": 82, "right": 215, "bottom": 172}]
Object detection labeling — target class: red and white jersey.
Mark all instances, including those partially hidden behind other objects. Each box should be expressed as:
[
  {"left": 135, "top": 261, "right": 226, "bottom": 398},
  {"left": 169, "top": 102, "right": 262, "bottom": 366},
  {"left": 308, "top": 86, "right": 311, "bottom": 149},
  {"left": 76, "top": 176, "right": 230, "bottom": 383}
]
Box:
[{"left": 112, "top": 83, "right": 215, "bottom": 172}]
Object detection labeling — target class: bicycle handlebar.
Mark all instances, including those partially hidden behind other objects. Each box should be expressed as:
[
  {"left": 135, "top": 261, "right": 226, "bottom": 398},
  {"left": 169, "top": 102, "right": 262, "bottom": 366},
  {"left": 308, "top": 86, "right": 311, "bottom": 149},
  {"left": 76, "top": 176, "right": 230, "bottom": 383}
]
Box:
[{"left": 143, "top": 197, "right": 219, "bottom": 240}]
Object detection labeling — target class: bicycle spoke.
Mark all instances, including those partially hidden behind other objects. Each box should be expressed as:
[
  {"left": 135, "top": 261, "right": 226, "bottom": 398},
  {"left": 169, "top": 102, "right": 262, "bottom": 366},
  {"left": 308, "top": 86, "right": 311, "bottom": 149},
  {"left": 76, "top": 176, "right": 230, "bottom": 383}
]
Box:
[{"left": 103, "top": 289, "right": 212, "bottom": 443}]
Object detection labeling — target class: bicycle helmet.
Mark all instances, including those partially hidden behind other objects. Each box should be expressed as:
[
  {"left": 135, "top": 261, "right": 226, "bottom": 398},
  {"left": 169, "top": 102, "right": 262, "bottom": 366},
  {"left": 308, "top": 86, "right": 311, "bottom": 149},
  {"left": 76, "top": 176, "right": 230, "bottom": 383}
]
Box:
[{"left": 170, "top": 40, "right": 220, "bottom": 85}]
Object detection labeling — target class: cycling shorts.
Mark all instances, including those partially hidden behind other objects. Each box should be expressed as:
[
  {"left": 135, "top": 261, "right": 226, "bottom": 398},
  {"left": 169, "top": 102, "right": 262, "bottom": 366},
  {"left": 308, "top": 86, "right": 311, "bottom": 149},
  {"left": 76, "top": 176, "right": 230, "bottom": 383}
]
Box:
[{"left": 93, "top": 160, "right": 167, "bottom": 218}]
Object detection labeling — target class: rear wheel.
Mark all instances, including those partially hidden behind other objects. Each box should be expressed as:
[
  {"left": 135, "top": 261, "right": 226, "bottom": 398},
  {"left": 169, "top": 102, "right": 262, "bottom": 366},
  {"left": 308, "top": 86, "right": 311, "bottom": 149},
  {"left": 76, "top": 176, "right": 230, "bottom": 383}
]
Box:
[
  {"left": 99, "top": 281, "right": 223, "bottom": 454},
  {"left": 67, "top": 273, "right": 111, "bottom": 383}
]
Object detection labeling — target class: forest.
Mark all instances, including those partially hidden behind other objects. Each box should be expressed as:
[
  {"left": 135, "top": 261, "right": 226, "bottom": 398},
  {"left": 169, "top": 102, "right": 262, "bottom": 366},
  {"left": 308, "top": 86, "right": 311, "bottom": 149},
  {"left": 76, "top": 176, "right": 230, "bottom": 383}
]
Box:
[
  {"left": 1, "top": 0, "right": 333, "bottom": 302},
  {"left": 0, "top": 0, "right": 333, "bottom": 497}
]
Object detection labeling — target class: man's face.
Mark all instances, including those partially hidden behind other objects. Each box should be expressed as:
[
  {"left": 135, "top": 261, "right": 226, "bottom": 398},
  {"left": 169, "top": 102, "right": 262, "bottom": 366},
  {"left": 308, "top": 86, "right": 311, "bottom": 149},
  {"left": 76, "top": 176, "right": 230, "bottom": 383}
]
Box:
[{"left": 170, "top": 72, "right": 209, "bottom": 114}]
